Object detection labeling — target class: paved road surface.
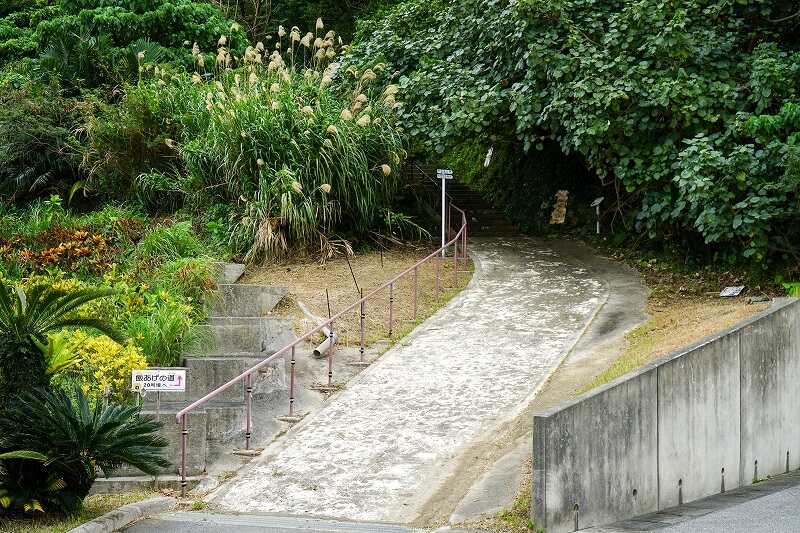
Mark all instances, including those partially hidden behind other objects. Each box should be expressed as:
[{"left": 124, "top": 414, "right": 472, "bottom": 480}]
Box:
[{"left": 205, "top": 237, "right": 604, "bottom": 524}]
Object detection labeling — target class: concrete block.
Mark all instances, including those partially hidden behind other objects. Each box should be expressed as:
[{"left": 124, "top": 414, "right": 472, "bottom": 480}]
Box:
[
  {"left": 207, "top": 284, "right": 288, "bottom": 317},
  {"left": 195, "top": 317, "right": 295, "bottom": 357},
  {"left": 89, "top": 476, "right": 202, "bottom": 495},
  {"left": 205, "top": 403, "right": 249, "bottom": 444},
  {"left": 657, "top": 332, "right": 741, "bottom": 508},
  {"left": 179, "top": 357, "right": 285, "bottom": 403},
  {"left": 739, "top": 300, "right": 800, "bottom": 486},
  {"left": 532, "top": 366, "right": 659, "bottom": 533},
  {"left": 136, "top": 409, "right": 207, "bottom": 476},
  {"left": 211, "top": 262, "right": 246, "bottom": 284},
  {"left": 67, "top": 496, "right": 174, "bottom": 533}
]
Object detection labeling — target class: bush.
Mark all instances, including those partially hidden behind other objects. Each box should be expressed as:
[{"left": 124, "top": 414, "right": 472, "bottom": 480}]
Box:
[
  {"left": 134, "top": 220, "right": 206, "bottom": 261},
  {"left": 50, "top": 331, "right": 147, "bottom": 407},
  {"left": 0, "top": 387, "right": 169, "bottom": 515},
  {"left": 126, "top": 293, "right": 209, "bottom": 367},
  {"left": 0, "top": 77, "right": 84, "bottom": 203},
  {"left": 346, "top": 0, "right": 800, "bottom": 265},
  {"left": 152, "top": 257, "right": 216, "bottom": 303},
  {"left": 85, "top": 27, "right": 407, "bottom": 260},
  {"left": 0, "top": 277, "right": 125, "bottom": 405}
]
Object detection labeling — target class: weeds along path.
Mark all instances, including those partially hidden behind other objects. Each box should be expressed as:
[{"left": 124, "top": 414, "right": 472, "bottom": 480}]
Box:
[{"left": 206, "top": 237, "right": 605, "bottom": 524}]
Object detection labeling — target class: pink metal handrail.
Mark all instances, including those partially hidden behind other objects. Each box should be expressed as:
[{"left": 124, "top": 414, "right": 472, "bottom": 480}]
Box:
[{"left": 175, "top": 202, "right": 467, "bottom": 496}]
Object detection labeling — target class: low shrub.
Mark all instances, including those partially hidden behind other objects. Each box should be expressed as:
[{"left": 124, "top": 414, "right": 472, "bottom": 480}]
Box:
[
  {"left": 0, "top": 387, "right": 169, "bottom": 516},
  {"left": 50, "top": 331, "right": 147, "bottom": 407},
  {"left": 127, "top": 295, "right": 209, "bottom": 367},
  {"left": 134, "top": 220, "right": 206, "bottom": 261}
]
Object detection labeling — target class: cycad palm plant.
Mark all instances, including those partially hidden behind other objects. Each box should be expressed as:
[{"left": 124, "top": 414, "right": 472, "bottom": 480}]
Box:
[
  {"left": 0, "top": 387, "right": 169, "bottom": 514},
  {"left": 0, "top": 278, "right": 126, "bottom": 403}
]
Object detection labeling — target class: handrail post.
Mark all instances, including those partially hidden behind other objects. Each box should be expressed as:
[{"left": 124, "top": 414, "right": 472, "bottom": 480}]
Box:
[
  {"left": 180, "top": 415, "right": 188, "bottom": 497},
  {"left": 360, "top": 294, "right": 366, "bottom": 362},
  {"left": 435, "top": 254, "right": 440, "bottom": 300},
  {"left": 446, "top": 199, "right": 451, "bottom": 251},
  {"left": 413, "top": 267, "right": 418, "bottom": 321},
  {"left": 327, "top": 320, "right": 334, "bottom": 386},
  {"left": 289, "top": 346, "right": 296, "bottom": 416},
  {"left": 245, "top": 373, "right": 252, "bottom": 450},
  {"left": 453, "top": 235, "right": 458, "bottom": 286},
  {"left": 463, "top": 218, "right": 467, "bottom": 263},
  {"left": 388, "top": 283, "right": 394, "bottom": 337}
]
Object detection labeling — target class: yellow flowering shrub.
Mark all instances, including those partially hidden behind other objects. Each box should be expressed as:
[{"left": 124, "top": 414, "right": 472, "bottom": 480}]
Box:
[{"left": 60, "top": 331, "right": 148, "bottom": 405}]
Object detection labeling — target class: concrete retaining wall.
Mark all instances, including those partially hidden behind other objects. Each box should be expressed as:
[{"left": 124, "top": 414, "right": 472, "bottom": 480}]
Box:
[{"left": 532, "top": 298, "right": 800, "bottom": 532}]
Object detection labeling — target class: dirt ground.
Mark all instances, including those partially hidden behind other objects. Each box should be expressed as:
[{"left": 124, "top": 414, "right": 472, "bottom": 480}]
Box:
[{"left": 240, "top": 242, "right": 471, "bottom": 348}]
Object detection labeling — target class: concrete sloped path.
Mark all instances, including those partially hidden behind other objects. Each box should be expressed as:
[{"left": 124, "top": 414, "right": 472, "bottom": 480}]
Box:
[{"left": 206, "top": 237, "right": 606, "bottom": 524}]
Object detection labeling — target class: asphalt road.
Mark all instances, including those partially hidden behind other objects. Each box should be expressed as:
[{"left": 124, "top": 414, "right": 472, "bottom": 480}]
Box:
[{"left": 586, "top": 470, "right": 800, "bottom": 533}]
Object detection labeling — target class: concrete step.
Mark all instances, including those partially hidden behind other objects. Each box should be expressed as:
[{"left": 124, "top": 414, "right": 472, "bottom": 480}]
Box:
[
  {"left": 211, "top": 262, "right": 245, "bottom": 284},
  {"left": 178, "top": 357, "right": 286, "bottom": 403},
  {"left": 90, "top": 475, "right": 204, "bottom": 495},
  {"left": 206, "top": 284, "right": 288, "bottom": 317},
  {"left": 196, "top": 317, "right": 295, "bottom": 357},
  {"left": 118, "top": 388, "right": 290, "bottom": 477}
]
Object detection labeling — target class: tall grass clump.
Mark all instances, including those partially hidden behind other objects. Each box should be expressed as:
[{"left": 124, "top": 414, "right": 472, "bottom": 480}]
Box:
[
  {"left": 134, "top": 220, "right": 206, "bottom": 261},
  {"left": 85, "top": 23, "right": 408, "bottom": 261}
]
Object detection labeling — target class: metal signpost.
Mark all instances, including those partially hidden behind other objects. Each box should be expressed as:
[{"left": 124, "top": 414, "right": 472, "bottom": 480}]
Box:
[
  {"left": 437, "top": 168, "right": 453, "bottom": 256},
  {"left": 590, "top": 197, "right": 604, "bottom": 234}
]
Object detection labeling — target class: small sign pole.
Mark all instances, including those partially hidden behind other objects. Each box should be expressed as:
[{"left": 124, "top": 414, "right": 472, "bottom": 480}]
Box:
[
  {"left": 441, "top": 175, "right": 446, "bottom": 256},
  {"left": 437, "top": 169, "right": 453, "bottom": 257}
]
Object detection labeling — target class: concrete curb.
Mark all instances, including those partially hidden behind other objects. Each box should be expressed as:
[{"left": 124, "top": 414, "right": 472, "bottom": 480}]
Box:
[{"left": 67, "top": 496, "right": 175, "bottom": 533}]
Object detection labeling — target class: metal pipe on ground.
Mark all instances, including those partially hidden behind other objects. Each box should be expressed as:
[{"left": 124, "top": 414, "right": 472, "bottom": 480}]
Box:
[
  {"left": 299, "top": 301, "right": 340, "bottom": 358},
  {"left": 313, "top": 327, "right": 339, "bottom": 358}
]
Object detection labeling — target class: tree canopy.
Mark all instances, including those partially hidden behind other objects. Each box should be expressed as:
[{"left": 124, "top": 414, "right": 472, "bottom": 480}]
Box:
[{"left": 348, "top": 0, "right": 800, "bottom": 264}]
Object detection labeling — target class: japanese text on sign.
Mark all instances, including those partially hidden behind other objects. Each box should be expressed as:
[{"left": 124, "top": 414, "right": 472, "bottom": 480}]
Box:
[{"left": 132, "top": 369, "right": 186, "bottom": 391}]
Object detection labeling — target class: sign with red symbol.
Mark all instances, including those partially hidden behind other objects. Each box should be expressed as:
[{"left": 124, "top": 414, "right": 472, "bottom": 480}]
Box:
[{"left": 132, "top": 368, "right": 186, "bottom": 392}]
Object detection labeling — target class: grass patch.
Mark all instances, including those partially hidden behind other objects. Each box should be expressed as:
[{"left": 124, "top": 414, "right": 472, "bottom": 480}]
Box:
[
  {"left": 580, "top": 297, "right": 771, "bottom": 394},
  {"left": 471, "top": 485, "right": 542, "bottom": 533},
  {"left": 0, "top": 491, "right": 161, "bottom": 533}
]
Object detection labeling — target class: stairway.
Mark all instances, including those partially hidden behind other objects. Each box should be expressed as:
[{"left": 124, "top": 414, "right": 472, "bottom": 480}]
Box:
[
  {"left": 407, "top": 163, "right": 519, "bottom": 238},
  {"left": 95, "top": 263, "right": 297, "bottom": 486}
]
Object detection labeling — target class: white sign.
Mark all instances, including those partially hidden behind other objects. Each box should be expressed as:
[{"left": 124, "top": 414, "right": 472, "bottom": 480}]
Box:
[
  {"left": 436, "top": 168, "right": 453, "bottom": 179},
  {"left": 132, "top": 369, "right": 186, "bottom": 391}
]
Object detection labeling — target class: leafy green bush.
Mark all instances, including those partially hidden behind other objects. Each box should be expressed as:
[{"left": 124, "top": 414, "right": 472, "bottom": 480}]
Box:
[
  {"left": 152, "top": 257, "right": 217, "bottom": 303},
  {"left": 347, "top": 0, "right": 800, "bottom": 264},
  {"left": 0, "top": 278, "right": 125, "bottom": 405},
  {"left": 0, "top": 387, "right": 169, "bottom": 515},
  {"left": 0, "top": 0, "right": 60, "bottom": 66},
  {"left": 0, "top": 76, "right": 84, "bottom": 203},
  {"left": 127, "top": 295, "right": 208, "bottom": 367},
  {"left": 36, "top": 0, "right": 245, "bottom": 62}
]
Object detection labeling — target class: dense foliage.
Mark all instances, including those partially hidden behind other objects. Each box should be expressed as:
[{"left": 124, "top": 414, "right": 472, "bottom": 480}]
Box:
[
  {"left": 348, "top": 0, "right": 800, "bottom": 265},
  {"left": 0, "top": 387, "right": 168, "bottom": 515},
  {"left": 0, "top": 277, "right": 125, "bottom": 405},
  {"left": 0, "top": 203, "right": 213, "bottom": 399},
  {"left": 83, "top": 32, "right": 408, "bottom": 259}
]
